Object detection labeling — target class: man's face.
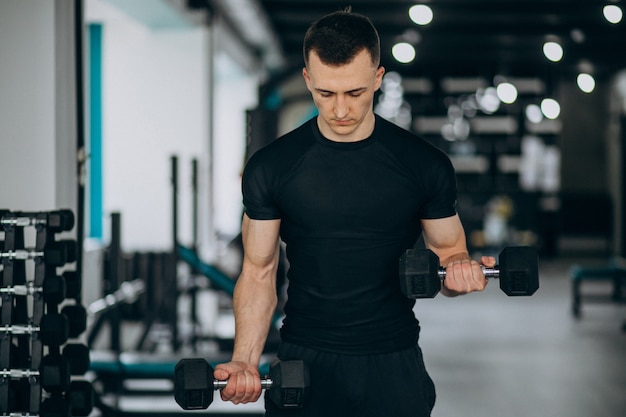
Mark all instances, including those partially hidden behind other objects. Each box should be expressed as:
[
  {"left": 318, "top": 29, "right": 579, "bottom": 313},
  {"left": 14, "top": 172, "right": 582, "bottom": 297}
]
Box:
[{"left": 303, "top": 49, "right": 385, "bottom": 142}]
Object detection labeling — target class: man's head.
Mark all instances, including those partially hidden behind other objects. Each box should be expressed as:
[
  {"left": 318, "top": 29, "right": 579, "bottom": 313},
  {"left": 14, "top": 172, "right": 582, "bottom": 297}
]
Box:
[
  {"left": 301, "top": 10, "right": 385, "bottom": 142},
  {"left": 303, "top": 10, "right": 381, "bottom": 68}
]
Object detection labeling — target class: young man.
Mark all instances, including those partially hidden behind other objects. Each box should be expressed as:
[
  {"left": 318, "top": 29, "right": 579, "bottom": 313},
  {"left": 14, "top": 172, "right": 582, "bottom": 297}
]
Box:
[{"left": 214, "top": 10, "right": 496, "bottom": 416}]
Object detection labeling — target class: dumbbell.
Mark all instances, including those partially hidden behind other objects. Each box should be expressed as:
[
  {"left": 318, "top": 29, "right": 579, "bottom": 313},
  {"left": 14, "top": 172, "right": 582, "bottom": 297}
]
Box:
[
  {"left": 174, "top": 358, "right": 309, "bottom": 410},
  {"left": 39, "top": 380, "right": 95, "bottom": 417},
  {"left": 0, "top": 274, "right": 67, "bottom": 304},
  {"left": 0, "top": 209, "right": 75, "bottom": 232},
  {"left": 0, "top": 240, "right": 77, "bottom": 266},
  {"left": 87, "top": 279, "right": 145, "bottom": 316},
  {"left": 62, "top": 271, "right": 81, "bottom": 300},
  {"left": 0, "top": 354, "right": 71, "bottom": 391},
  {"left": 399, "top": 246, "right": 539, "bottom": 298},
  {"left": 61, "top": 304, "right": 87, "bottom": 338},
  {"left": 0, "top": 313, "right": 69, "bottom": 346},
  {"left": 62, "top": 343, "right": 90, "bottom": 375}
]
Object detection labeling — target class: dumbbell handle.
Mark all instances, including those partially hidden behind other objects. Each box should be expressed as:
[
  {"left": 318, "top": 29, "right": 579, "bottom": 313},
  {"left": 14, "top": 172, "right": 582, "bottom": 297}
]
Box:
[
  {"left": 213, "top": 378, "right": 273, "bottom": 390},
  {"left": 0, "top": 324, "right": 40, "bottom": 334},
  {"left": 1, "top": 216, "right": 47, "bottom": 227},
  {"left": 0, "top": 369, "right": 40, "bottom": 378},
  {"left": 0, "top": 249, "right": 45, "bottom": 260},
  {"left": 1, "top": 284, "right": 43, "bottom": 296},
  {"left": 437, "top": 265, "right": 500, "bottom": 279}
]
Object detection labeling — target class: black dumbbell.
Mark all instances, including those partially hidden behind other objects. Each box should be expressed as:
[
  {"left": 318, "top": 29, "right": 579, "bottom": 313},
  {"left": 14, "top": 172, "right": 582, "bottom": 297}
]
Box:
[
  {"left": 68, "top": 380, "right": 95, "bottom": 416},
  {"left": 0, "top": 354, "right": 70, "bottom": 392},
  {"left": 61, "top": 304, "right": 87, "bottom": 338},
  {"left": 0, "top": 313, "right": 69, "bottom": 346},
  {"left": 0, "top": 209, "right": 74, "bottom": 232},
  {"left": 399, "top": 246, "right": 539, "bottom": 298},
  {"left": 62, "top": 343, "right": 90, "bottom": 375},
  {"left": 174, "top": 358, "right": 309, "bottom": 410},
  {"left": 62, "top": 271, "right": 81, "bottom": 300},
  {"left": 0, "top": 240, "right": 76, "bottom": 266},
  {"left": 0, "top": 274, "right": 67, "bottom": 304}
]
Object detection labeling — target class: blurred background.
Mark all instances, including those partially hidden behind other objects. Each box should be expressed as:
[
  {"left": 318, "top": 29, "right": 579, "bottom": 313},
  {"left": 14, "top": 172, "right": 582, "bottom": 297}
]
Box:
[{"left": 0, "top": 1, "right": 625, "bottom": 416}]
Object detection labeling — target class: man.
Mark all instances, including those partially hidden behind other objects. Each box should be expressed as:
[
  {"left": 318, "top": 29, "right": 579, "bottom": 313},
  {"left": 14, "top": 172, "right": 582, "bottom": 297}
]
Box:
[{"left": 214, "top": 10, "right": 496, "bottom": 416}]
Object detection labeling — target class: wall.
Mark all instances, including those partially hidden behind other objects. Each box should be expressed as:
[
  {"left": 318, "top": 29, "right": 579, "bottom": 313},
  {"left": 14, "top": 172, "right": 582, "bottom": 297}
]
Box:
[
  {"left": 85, "top": 0, "right": 261, "bottom": 255},
  {"left": 0, "top": 1, "right": 67, "bottom": 212},
  {"left": 86, "top": 0, "right": 210, "bottom": 251},
  {"left": 558, "top": 79, "right": 611, "bottom": 193}
]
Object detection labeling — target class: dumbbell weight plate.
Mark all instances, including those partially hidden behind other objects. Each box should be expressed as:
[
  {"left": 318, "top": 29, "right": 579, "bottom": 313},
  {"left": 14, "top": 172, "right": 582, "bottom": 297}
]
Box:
[
  {"left": 498, "top": 246, "right": 539, "bottom": 296},
  {"left": 399, "top": 248, "right": 440, "bottom": 298},
  {"left": 174, "top": 358, "right": 214, "bottom": 409}
]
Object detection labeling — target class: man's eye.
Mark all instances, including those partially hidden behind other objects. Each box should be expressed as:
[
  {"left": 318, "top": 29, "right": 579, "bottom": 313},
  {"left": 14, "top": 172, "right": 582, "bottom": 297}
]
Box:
[
  {"left": 349, "top": 93, "right": 362, "bottom": 98},
  {"left": 320, "top": 92, "right": 332, "bottom": 98}
]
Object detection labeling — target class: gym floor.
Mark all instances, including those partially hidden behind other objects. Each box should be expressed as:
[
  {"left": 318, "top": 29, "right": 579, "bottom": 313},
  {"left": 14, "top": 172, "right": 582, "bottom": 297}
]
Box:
[
  {"left": 417, "top": 255, "right": 626, "bottom": 417},
  {"left": 107, "top": 255, "right": 626, "bottom": 417}
]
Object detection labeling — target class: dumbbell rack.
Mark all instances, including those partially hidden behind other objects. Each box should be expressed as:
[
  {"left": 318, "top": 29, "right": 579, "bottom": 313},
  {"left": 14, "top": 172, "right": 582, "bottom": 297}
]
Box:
[{"left": 1, "top": 210, "right": 92, "bottom": 416}]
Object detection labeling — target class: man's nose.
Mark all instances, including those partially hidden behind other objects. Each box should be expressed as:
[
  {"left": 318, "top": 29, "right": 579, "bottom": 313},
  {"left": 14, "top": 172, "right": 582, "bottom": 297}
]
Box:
[{"left": 334, "top": 95, "right": 349, "bottom": 118}]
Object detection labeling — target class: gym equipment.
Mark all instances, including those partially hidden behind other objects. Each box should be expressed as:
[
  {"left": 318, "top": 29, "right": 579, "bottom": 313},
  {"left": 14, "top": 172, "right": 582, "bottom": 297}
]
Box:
[
  {"left": 61, "top": 304, "right": 87, "bottom": 338},
  {"left": 0, "top": 274, "right": 67, "bottom": 305},
  {"left": 62, "top": 344, "right": 90, "bottom": 376},
  {"left": 0, "top": 313, "right": 69, "bottom": 346},
  {"left": 1, "top": 240, "right": 76, "bottom": 266},
  {"left": 0, "top": 355, "right": 70, "bottom": 391},
  {"left": 399, "top": 246, "right": 539, "bottom": 298},
  {"left": 87, "top": 279, "right": 145, "bottom": 316},
  {"left": 0, "top": 209, "right": 75, "bottom": 232},
  {"left": 570, "top": 257, "right": 626, "bottom": 317},
  {"left": 39, "top": 380, "right": 94, "bottom": 417},
  {"left": 174, "top": 358, "right": 309, "bottom": 410},
  {"left": 67, "top": 380, "right": 95, "bottom": 416}
]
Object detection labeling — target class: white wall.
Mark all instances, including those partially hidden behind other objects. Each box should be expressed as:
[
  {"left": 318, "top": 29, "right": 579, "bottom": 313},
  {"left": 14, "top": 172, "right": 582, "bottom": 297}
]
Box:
[
  {"left": 87, "top": 0, "right": 258, "bottom": 254},
  {"left": 103, "top": 26, "right": 209, "bottom": 250},
  {"left": 213, "top": 52, "right": 258, "bottom": 238},
  {"left": 1, "top": 0, "right": 261, "bottom": 256},
  {"left": 0, "top": 1, "right": 59, "bottom": 210}
]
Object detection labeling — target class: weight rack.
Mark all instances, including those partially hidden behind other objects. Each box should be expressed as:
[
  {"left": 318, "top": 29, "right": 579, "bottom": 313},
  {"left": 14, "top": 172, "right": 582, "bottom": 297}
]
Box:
[{"left": 1, "top": 209, "right": 93, "bottom": 417}]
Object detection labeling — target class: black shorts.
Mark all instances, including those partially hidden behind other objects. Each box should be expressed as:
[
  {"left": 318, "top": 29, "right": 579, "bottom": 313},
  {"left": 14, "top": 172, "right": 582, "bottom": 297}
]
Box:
[{"left": 264, "top": 342, "right": 436, "bottom": 417}]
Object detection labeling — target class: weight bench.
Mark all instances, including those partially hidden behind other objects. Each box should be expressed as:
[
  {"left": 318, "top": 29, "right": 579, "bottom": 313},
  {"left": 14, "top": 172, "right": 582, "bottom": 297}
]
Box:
[{"left": 570, "top": 256, "right": 626, "bottom": 317}]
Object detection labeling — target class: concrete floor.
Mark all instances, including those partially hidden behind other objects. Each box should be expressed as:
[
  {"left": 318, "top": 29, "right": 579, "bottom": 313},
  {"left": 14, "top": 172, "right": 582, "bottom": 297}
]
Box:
[
  {"left": 104, "top": 256, "right": 626, "bottom": 416},
  {"left": 416, "top": 256, "right": 626, "bottom": 417}
]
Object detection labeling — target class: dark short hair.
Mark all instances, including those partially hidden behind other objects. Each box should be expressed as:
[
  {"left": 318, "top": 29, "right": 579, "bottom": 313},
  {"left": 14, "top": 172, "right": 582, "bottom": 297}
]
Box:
[{"left": 303, "top": 10, "right": 380, "bottom": 67}]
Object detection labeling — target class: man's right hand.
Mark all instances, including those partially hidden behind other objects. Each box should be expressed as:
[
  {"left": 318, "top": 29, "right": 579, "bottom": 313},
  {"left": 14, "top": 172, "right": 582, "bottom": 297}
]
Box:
[{"left": 213, "top": 361, "right": 263, "bottom": 404}]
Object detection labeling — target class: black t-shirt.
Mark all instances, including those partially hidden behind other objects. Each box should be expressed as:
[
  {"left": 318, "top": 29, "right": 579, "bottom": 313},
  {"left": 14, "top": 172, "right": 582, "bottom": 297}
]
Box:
[{"left": 242, "top": 115, "right": 457, "bottom": 354}]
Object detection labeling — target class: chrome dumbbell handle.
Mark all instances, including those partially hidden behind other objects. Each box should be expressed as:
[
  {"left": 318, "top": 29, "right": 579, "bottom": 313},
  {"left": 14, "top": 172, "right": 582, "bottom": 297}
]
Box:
[
  {"left": 213, "top": 378, "right": 273, "bottom": 390},
  {"left": 437, "top": 266, "right": 500, "bottom": 279}
]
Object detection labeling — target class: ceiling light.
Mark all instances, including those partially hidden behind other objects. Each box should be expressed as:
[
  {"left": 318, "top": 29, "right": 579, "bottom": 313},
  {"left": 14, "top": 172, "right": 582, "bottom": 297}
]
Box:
[
  {"left": 603, "top": 5, "right": 623, "bottom": 24},
  {"left": 496, "top": 82, "right": 518, "bottom": 104},
  {"left": 541, "top": 98, "right": 561, "bottom": 119},
  {"left": 525, "top": 104, "right": 543, "bottom": 124},
  {"left": 392, "top": 42, "right": 416, "bottom": 63},
  {"left": 570, "top": 28, "right": 586, "bottom": 43},
  {"left": 409, "top": 4, "right": 434, "bottom": 26},
  {"left": 476, "top": 87, "right": 500, "bottom": 114},
  {"left": 543, "top": 41, "right": 563, "bottom": 62},
  {"left": 577, "top": 73, "right": 596, "bottom": 93}
]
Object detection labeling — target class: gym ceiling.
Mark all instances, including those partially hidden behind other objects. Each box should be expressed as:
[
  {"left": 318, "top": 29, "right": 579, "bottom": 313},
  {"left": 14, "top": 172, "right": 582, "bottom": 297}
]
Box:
[{"left": 207, "top": 0, "right": 626, "bottom": 87}]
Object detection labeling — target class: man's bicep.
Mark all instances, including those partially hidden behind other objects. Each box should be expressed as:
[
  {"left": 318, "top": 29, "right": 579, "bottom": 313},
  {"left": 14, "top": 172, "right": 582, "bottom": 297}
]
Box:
[
  {"left": 421, "top": 214, "right": 468, "bottom": 261},
  {"left": 241, "top": 214, "right": 281, "bottom": 269}
]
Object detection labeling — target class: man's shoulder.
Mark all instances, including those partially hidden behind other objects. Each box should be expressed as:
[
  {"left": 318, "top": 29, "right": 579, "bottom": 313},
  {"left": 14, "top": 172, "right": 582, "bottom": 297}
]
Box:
[
  {"left": 374, "top": 115, "right": 445, "bottom": 157},
  {"left": 245, "top": 118, "right": 315, "bottom": 176},
  {"left": 258, "top": 119, "right": 314, "bottom": 158}
]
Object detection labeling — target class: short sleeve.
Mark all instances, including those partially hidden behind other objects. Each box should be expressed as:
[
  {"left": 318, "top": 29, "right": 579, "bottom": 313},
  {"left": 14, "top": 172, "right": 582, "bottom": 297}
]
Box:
[
  {"left": 420, "top": 151, "right": 458, "bottom": 220},
  {"left": 241, "top": 150, "right": 282, "bottom": 220}
]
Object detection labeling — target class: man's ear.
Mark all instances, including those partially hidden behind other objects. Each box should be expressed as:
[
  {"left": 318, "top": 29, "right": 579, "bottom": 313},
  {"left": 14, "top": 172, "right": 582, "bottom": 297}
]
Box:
[
  {"left": 302, "top": 67, "right": 311, "bottom": 86},
  {"left": 375, "top": 66, "right": 385, "bottom": 90},
  {"left": 302, "top": 67, "right": 311, "bottom": 90}
]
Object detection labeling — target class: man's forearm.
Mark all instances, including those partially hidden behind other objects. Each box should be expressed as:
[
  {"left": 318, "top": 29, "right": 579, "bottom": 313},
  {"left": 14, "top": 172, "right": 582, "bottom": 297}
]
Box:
[{"left": 230, "top": 273, "right": 278, "bottom": 367}]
